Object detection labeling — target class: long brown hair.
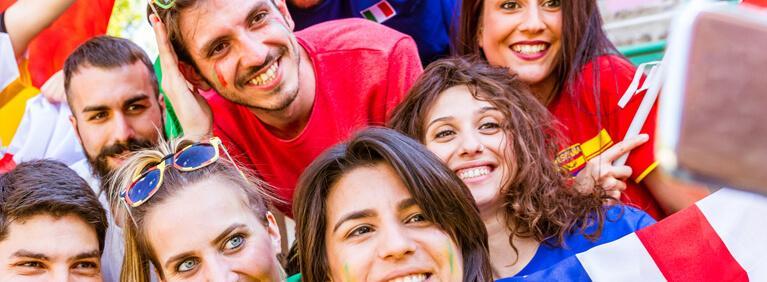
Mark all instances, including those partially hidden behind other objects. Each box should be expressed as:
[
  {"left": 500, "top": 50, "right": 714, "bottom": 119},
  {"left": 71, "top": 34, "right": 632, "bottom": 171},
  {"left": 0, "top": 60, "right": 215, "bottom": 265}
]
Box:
[
  {"left": 454, "top": 0, "right": 621, "bottom": 97},
  {"left": 106, "top": 138, "right": 276, "bottom": 282},
  {"left": 294, "top": 127, "right": 493, "bottom": 282},
  {"left": 389, "top": 57, "right": 608, "bottom": 251}
]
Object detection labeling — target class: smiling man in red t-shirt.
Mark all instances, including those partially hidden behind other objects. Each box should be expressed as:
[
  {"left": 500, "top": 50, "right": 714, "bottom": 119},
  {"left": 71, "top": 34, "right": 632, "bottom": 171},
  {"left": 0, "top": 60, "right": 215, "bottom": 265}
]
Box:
[{"left": 149, "top": 0, "right": 422, "bottom": 216}]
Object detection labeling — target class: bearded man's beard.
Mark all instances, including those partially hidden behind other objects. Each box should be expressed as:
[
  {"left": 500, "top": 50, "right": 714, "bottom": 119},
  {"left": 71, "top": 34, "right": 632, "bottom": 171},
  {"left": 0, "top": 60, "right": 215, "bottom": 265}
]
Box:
[{"left": 88, "top": 138, "right": 155, "bottom": 180}]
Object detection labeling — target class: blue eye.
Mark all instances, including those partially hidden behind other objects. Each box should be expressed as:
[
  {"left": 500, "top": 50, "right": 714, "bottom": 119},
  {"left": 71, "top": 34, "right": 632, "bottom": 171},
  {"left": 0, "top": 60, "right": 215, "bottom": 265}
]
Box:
[
  {"left": 225, "top": 234, "right": 245, "bottom": 250},
  {"left": 176, "top": 258, "right": 198, "bottom": 273}
]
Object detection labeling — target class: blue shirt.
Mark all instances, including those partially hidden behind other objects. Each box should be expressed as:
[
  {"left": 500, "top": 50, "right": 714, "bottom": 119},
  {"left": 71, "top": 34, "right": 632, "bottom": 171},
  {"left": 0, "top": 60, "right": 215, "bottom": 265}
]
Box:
[
  {"left": 511, "top": 205, "right": 655, "bottom": 278},
  {"left": 287, "top": 0, "right": 457, "bottom": 65}
]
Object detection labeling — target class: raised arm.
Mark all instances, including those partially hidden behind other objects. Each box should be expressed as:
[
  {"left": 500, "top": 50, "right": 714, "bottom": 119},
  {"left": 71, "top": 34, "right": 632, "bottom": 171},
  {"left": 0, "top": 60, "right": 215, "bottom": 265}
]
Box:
[{"left": 3, "top": 0, "right": 76, "bottom": 58}]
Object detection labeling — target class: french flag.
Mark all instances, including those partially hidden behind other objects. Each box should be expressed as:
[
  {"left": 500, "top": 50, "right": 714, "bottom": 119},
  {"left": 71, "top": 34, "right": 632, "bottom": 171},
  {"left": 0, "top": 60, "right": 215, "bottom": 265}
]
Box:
[{"left": 500, "top": 188, "right": 767, "bottom": 281}]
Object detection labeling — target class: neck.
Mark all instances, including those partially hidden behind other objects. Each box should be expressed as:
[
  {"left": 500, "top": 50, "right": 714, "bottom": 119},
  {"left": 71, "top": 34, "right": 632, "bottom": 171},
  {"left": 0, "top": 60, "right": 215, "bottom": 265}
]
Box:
[
  {"left": 251, "top": 43, "right": 316, "bottom": 140},
  {"left": 529, "top": 75, "right": 559, "bottom": 106},
  {"left": 483, "top": 206, "right": 540, "bottom": 279}
]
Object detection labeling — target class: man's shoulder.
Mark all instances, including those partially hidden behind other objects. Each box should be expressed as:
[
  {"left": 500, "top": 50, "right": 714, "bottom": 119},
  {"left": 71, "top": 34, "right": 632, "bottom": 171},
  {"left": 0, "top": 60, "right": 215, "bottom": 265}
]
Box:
[{"left": 296, "top": 18, "right": 415, "bottom": 55}]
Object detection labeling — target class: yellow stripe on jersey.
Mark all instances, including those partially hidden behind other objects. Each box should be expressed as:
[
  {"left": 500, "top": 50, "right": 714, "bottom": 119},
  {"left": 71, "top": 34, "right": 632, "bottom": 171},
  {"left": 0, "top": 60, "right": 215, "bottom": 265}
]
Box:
[{"left": 581, "top": 129, "right": 613, "bottom": 160}]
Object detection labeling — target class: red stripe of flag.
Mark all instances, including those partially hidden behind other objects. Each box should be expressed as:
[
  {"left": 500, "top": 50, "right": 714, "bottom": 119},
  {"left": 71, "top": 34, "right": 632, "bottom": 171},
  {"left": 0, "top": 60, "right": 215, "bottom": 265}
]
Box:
[
  {"left": 377, "top": 1, "right": 394, "bottom": 17},
  {"left": 636, "top": 205, "right": 748, "bottom": 281}
]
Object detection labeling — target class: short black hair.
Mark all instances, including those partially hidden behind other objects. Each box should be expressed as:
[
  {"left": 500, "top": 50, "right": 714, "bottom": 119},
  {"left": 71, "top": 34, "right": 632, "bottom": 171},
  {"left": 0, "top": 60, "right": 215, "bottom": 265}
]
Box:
[
  {"left": 63, "top": 35, "right": 159, "bottom": 108},
  {"left": 0, "top": 160, "right": 108, "bottom": 253}
]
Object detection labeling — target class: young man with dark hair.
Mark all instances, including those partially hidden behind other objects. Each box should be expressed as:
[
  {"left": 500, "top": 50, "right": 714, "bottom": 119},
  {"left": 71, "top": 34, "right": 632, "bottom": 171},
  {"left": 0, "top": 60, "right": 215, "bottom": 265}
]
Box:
[
  {"left": 63, "top": 35, "right": 166, "bottom": 281},
  {"left": 151, "top": 0, "right": 422, "bottom": 216},
  {"left": 0, "top": 159, "right": 107, "bottom": 281},
  {"left": 64, "top": 35, "right": 164, "bottom": 180}
]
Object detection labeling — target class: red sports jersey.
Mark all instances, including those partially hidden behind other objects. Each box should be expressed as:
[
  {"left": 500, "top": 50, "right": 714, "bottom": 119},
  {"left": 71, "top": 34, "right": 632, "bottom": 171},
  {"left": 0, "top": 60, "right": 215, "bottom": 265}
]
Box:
[
  {"left": 207, "top": 19, "right": 422, "bottom": 216},
  {"left": 550, "top": 55, "right": 664, "bottom": 219}
]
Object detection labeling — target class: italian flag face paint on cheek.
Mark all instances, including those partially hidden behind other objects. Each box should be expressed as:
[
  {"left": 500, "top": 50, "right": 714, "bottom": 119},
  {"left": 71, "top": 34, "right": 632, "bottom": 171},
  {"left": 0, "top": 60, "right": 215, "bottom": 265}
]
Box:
[{"left": 213, "top": 63, "right": 228, "bottom": 88}]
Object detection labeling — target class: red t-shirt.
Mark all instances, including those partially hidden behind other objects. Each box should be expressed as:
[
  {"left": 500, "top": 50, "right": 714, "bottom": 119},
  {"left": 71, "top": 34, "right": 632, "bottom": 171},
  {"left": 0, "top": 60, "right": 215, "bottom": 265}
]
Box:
[
  {"left": 550, "top": 55, "right": 664, "bottom": 219},
  {"left": 206, "top": 19, "right": 423, "bottom": 216}
]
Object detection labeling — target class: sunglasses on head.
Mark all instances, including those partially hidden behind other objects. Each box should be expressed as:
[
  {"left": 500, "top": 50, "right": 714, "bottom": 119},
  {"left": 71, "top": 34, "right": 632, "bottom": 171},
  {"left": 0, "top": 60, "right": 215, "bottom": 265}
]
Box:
[{"left": 121, "top": 137, "right": 242, "bottom": 207}]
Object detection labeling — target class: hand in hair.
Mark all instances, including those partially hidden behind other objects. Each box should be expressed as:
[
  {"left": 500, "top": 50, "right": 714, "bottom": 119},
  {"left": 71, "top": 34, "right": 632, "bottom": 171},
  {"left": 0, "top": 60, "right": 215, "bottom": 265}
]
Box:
[
  {"left": 150, "top": 14, "right": 213, "bottom": 141},
  {"left": 574, "top": 134, "right": 649, "bottom": 202}
]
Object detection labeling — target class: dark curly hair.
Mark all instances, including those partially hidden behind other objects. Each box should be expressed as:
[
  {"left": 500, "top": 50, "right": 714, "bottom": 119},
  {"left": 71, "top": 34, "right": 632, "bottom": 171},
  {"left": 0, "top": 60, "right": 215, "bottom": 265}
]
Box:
[{"left": 389, "top": 57, "right": 609, "bottom": 254}]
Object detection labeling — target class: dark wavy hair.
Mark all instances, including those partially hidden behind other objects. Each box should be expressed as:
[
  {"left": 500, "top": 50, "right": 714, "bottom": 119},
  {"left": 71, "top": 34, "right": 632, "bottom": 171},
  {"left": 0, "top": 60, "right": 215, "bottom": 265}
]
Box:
[
  {"left": 294, "top": 127, "right": 492, "bottom": 282},
  {"left": 453, "top": 0, "right": 621, "bottom": 98},
  {"left": 389, "top": 57, "right": 608, "bottom": 253}
]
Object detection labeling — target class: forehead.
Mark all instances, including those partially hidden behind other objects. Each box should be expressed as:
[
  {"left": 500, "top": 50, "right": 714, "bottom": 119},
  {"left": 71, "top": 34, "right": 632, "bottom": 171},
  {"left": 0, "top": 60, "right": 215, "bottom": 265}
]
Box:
[
  {"left": 428, "top": 85, "right": 495, "bottom": 118},
  {"left": 178, "top": 0, "right": 273, "bottom": 52},
  {"left": 0, "top": 214, "right": 99, "bottom": 258},
  {"left": 145, "top": 178, "right": 260, "bottom": 259},
  {"left": 68, "top": 61, "right": 156, "bottom": 111},
  {"left": 327, "top": 164, "right": 412, "bottom": 220}
]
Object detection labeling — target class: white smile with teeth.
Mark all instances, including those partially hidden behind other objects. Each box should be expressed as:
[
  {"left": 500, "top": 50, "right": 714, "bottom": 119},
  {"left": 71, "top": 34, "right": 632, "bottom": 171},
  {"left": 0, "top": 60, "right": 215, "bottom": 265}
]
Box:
[
  {"left": 388, "top": 274, "right": 428, "bottom": 282},
  {"left": 457, "top": 167, "right": 490, "bottom": 180},
  {"left": 249, "top": 62, "right": 278, "bottom": 86},
  {"left": 512, "top": 44, "right": 547, "bottom": 54}
]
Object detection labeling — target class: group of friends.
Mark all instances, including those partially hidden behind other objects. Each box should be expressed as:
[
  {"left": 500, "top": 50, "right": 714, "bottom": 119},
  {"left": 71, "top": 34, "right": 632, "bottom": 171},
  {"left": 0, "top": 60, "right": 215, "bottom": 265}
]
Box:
[{"left": 0, "top": 0, "right": 714, "bottom": 281}]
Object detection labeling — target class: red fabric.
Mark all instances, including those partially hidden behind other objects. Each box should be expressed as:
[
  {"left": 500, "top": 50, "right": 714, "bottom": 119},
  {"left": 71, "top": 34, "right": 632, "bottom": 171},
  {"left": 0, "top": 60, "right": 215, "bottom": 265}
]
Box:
[
  {"left": 0, "top": 0, "right": 115, "bottom": 87},
  {"left": 743, "top": 0, "right": 767, "bottom": 8},
  {"left": 637, "top": 205, "right": 748, "bottom": 281},
  {"left": 550, "top": 55, "right": 664, "bottom": 219},
  {"left": 0, "top": 152, "right": 15, "bottom": 173},
  {"left": 208, "top": 19, "right": 422, "bottom": 216}
]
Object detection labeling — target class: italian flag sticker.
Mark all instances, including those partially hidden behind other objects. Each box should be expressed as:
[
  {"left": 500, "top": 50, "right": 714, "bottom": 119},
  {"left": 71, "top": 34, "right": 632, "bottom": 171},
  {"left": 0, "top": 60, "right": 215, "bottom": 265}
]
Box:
[{"left": 361, "top": 0, "right": 397, "bottom": 24}]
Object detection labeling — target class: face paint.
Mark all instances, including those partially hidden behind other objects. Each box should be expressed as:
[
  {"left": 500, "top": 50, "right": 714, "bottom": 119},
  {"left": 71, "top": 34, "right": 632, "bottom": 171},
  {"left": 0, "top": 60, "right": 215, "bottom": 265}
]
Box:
[
  {"left": 213, "top": 63, "right": 228, "bottom": 88},
  {"left": 344, "top": 263, "right": 353, "bottom": 282},
  {"left": 447, "top": 241, "right": 455, "bottom": 275}
]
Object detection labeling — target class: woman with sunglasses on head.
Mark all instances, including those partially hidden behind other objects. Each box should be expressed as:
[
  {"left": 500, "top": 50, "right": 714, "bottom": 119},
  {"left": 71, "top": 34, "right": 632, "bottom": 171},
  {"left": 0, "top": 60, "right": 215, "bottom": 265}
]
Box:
[
  {"left": 454, "top": 0, "right": 708, "bottom": 219},
  {"left": 107, "top": 137, "right": 289, "bottom": 281},
  {"left": 294, "top": 127, "right": 493, "bottom": 282},
  {"left": 389, "top": 57, "right": 655, "bottom": 278}
]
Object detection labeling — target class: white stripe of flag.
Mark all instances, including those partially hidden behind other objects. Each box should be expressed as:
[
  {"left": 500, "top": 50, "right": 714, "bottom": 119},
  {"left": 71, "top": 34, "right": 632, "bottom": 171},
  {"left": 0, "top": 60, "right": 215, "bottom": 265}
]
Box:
[{"left": 360, "top": 0, "right": 397, "bottom": 24}]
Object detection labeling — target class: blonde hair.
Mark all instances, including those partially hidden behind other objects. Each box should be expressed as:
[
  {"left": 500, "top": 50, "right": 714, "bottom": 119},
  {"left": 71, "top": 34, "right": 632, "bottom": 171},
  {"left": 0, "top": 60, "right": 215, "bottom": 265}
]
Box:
[{"left": 106, "top": 137, "right": 278, "bottom": 281}]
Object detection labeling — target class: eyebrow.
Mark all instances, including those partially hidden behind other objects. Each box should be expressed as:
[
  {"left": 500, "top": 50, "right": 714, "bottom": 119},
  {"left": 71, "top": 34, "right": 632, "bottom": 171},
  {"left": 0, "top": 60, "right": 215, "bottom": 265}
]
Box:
[
  {"left": 163, "top": 223, "right": 246, "bottom": 270},
  {"left": 200, "top": 1, "right": 268, "bottom": 56},
  {"left": 332, "top": 209, "right": 376, "bottom": 233},
  {"left": 80, "top": 94, "right": 149, "bottom": 114},
  {"left": 123, "top": 94, "right": 149, "bottom": 108},
  {"left": 11, "top": 250, "right": 48, "bottom": 260},
  {"left": 398, "top": 198, "right": 418, "bottom": 211},
  {"left": 69, "top": 250, "right": 101, "bottom": 262},
  {"left": 426, "top": 106, "right": 499, "bottom": 128}
]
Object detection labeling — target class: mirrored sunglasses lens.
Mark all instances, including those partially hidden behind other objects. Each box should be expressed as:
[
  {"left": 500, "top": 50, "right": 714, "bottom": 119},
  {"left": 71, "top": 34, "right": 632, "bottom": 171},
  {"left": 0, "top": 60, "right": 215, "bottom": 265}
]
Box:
[
  {"left": 127, "top": 169, "right": 162, "bottom": 204},
  {"left": 176, "top": 144, "right": 216, "bottom": 168}
]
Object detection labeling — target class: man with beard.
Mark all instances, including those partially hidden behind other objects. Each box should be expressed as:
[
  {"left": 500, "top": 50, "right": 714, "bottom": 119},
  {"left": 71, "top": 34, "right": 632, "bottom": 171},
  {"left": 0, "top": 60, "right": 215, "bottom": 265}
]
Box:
[
  {"left": 64, "top": 36, "right": 163, "bottom": 180},
  {"left": 150, "top": 0, "right": 422, "bottom": 217},
  {"left": 63, "top": 35, "right": 164, "bottom": 282}
]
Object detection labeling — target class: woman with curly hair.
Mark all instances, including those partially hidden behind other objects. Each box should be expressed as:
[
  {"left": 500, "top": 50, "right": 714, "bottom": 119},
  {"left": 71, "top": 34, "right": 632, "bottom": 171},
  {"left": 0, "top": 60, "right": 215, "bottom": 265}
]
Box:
[
  {"left": 389, "top": 57, "right": 655, "bottom": 278},
  {"left": 452, "top": 0, "right": 709, "bottom": 219}
]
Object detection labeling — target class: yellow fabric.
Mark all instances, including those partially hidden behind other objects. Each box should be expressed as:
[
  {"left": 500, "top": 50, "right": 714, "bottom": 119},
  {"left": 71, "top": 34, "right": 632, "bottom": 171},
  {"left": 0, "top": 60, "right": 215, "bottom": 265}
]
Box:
[
  {"left": 0, "top": 60, "right": 39, "bottom": 147},
  {"left": 636, "top": 161, "right": 659, "bottom": 183},
  {"left": 581, "top": 129, "right": 613, "bottom": 160},
  {"left": 557, "top": 129, "right": 614, "bottom": 172}
]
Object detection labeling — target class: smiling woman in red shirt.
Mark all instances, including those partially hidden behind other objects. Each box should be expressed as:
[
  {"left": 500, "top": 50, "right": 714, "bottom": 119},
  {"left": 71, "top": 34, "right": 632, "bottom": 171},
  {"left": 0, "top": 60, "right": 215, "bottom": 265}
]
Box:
[{"left": 454, "top": 0, "right": 709, "bottom": 219}]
